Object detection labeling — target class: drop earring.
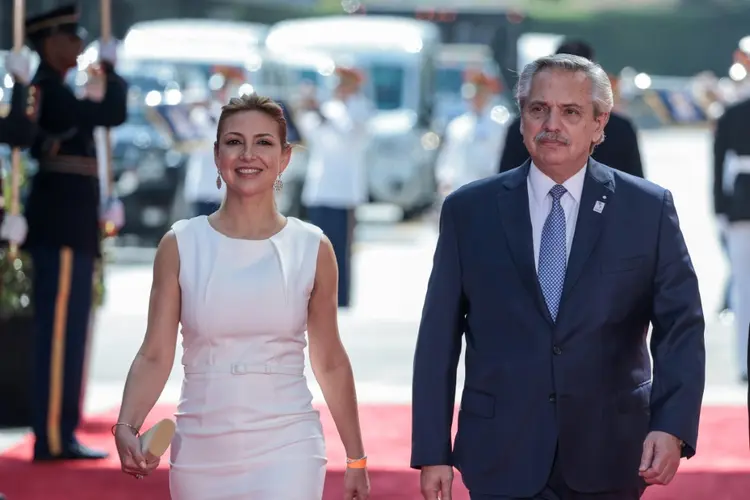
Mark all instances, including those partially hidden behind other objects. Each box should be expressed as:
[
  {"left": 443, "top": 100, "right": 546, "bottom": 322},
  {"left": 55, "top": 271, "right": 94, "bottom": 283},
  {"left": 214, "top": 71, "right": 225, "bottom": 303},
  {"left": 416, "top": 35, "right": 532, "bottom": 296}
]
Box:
[
  {"left": 216, "top": 171, "right": 222, "bottom": 189},
  {"left": 273, "top": 175, "right": 283, "bottom": 192}
]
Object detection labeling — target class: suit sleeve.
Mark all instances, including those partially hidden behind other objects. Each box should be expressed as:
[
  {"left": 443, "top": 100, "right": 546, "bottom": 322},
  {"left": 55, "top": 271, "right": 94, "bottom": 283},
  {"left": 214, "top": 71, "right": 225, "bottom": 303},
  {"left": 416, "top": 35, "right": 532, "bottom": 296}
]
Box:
[
  {"left": 0, "top": 83, "right": 38, "bottom": 148},
  {"left": 410, "top": 196, "right": 465, "bottom": 468},
  {"left": 44, "top": 63, "right": 128, "bottom": 129},
  {"left": 498, "top": 117, "right": 528, "bottom": 173},
  {"left": 712, "top": 114, "right": 729, "bottom": 216},
  {"left": 624, "top": 120, "right": 644, "bottom": 179},
  {"left": 648, "top": 189, "right": 706, "bottom": 458}
]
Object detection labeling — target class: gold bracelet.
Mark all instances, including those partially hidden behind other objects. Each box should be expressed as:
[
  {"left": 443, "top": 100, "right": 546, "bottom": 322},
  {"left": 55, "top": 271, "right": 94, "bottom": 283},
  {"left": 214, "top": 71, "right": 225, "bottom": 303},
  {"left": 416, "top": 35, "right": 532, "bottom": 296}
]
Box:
[{"left": 111, "top": 422, "right": 140, "bottom": 437}]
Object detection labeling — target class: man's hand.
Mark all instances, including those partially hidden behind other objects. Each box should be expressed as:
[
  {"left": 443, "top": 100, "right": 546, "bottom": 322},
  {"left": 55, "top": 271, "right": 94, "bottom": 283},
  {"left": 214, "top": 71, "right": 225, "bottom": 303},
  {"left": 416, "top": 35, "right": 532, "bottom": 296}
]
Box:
[
  {"left": 639, "top": 430, "right": 682, "bottom": 485},
  {"left": 420, "top": 465, "right": 453, "bottom": 500}
]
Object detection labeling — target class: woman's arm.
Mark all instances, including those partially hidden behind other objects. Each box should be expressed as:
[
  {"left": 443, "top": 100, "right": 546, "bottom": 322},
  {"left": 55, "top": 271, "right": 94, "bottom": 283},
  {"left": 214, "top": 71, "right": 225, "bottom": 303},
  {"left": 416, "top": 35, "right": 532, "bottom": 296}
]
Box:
[
  {"left": 116, "top": 231, "right": 181, "bottom": 431},
  {"left": 307, "top": 236, "right": 365, "bottom": 460}
]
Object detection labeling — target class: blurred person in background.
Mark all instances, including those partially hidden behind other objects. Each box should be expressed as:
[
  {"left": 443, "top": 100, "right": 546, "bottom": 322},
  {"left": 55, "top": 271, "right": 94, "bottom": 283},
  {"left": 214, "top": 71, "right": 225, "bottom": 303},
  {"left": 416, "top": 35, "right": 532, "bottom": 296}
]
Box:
[
  {"left": 435, "top": 69, "right": 508, "bottom": 197},
  {"left": 183, "top": 68, "right": 244, "bottom": 216},
  {"left": 498, "top": 39, "right": 644, "bottom": 179},
  {"left": 297, "top": 66, "right": 374, "bottom": 308},
  {"left": 713, "top": 54, "right": 750, "bottom": 382},
  {"left": 21, "top": 4, "right": 128, "bottom": 462}
]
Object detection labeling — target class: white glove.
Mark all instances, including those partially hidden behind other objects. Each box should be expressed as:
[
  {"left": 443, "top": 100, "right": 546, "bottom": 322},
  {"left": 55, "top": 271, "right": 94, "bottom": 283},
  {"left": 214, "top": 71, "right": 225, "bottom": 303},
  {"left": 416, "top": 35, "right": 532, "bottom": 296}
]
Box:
[
  {"left": 4, "top": 52, "right": 31, "bottom": 85},
  {"left": 98, "top": 39, "right": 118, "bottom": 66},
  {"left": 0, "top": 214, "right": 28, "bottom": 245},
  {"left": 101, "top": 198, "right": 125, "bottom": 231}
]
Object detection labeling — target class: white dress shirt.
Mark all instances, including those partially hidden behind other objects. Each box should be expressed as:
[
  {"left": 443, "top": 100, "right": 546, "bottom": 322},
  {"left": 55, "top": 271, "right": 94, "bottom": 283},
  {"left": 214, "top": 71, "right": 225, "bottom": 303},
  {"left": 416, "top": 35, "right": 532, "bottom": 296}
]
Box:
[
  {"left": 184, "top": 103, "right": 226, "bottom": 204},
  {"left": 527, "top": 162, "right": 587, "bottom": 270}
]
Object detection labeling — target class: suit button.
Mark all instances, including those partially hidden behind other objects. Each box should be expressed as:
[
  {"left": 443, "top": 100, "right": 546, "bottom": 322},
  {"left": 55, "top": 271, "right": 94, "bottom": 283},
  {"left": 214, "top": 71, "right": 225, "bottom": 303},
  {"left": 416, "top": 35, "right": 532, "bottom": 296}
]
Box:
[
  {"left": 553, "top": 346, "right": 562, "bottom": 355},
  {"left": 549, "top": 393, "right": 556, "bottom": 402}
]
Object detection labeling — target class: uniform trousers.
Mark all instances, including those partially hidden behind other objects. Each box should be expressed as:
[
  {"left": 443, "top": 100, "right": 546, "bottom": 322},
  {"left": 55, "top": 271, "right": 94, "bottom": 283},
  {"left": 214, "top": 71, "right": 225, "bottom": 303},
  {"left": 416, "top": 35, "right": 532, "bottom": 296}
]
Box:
[
  {"left": 728, "top": 221, "right": 750, "bottom": 377},
  {"left": 306, "top": 205, "right": 355, "bottom": 307},
  {"left": 470, "top": 450, "right": 646, "bottom": 500},
  {"left": 29, "top": 245, "right": 94, "bottom": 457}
]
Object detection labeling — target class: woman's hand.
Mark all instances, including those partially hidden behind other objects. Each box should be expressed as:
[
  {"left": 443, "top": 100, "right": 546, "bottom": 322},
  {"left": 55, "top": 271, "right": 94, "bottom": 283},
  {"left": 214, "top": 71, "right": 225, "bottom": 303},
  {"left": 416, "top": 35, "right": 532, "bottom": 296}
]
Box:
[
  {"left": 114, "top": 426, "right": 160, "bottom": 479},
  {"left": 343, "top": 467, "right": 370, "bottom": 499}
]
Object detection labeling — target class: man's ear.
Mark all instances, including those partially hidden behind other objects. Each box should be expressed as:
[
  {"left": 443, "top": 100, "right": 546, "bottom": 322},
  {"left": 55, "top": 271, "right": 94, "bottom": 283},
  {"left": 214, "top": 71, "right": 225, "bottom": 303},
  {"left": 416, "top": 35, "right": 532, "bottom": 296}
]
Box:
[{"left": 593, "top": 112, "right": 610, "bottom": 144}]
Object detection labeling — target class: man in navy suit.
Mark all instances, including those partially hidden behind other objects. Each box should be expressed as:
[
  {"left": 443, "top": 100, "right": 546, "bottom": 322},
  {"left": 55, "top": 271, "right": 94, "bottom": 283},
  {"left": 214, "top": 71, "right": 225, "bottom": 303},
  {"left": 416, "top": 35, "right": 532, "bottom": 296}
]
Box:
[{"left": 411, "top": 54, "right": 705, "bottom": 499}]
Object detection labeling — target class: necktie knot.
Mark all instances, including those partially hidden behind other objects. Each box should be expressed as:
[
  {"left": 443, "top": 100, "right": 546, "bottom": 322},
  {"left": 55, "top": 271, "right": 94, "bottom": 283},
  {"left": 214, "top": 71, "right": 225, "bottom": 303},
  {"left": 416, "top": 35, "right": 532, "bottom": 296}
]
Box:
[{"left": 550, "top": 184, "right": 567, "bottom": 201}]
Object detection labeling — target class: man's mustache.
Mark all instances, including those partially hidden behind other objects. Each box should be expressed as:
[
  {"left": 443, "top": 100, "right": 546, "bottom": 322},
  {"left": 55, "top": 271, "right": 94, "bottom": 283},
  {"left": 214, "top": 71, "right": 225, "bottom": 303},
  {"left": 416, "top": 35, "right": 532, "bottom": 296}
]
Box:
[{"left": 534, "top": 131, "right": 570, "bottom": 145}]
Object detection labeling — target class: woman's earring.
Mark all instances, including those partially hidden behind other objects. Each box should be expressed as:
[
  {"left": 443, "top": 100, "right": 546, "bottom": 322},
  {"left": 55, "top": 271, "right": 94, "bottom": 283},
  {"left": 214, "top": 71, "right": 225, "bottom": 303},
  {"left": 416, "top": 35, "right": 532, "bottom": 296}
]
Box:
[
  {"left": 273, "top": 175, "right": 283, "bottom": 192},
  {"left": 216, "top": 171, "right": 222, "bottom": 190}
]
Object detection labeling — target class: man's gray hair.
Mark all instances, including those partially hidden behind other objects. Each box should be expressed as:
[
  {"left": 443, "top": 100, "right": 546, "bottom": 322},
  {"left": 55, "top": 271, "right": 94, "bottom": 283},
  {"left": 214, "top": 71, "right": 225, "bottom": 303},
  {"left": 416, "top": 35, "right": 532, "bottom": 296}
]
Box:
[{"left": 514, "top": 54, "right": 614, "bottom": 117}]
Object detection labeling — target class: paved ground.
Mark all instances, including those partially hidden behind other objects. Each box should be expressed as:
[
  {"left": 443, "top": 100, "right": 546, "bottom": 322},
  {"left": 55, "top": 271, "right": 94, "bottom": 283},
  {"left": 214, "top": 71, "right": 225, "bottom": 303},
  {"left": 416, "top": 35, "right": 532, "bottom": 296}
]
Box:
[{"left": 1, "top": 127, "right": 744, "bottom": 453}]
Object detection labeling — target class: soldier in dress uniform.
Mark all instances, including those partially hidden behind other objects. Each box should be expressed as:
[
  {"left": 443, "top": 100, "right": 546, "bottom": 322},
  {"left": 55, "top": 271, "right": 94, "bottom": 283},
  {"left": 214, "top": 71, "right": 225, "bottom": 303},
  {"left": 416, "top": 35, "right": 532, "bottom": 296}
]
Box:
[
  {"left": 22, "top": 4, "right": 127, "bottom": 461},
  {"left": 435, "top": 69, "right": 508, "bottom": 197},
  {"left": 714, "top": 43, "right": 750, "bottom": 383}
]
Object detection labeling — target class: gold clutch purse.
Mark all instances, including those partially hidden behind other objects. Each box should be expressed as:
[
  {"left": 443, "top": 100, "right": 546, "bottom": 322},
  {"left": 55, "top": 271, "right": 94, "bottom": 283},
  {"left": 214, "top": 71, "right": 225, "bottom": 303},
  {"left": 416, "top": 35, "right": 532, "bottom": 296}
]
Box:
[{"left": 139, "top": 418, "right": 176, "bottom": 458}]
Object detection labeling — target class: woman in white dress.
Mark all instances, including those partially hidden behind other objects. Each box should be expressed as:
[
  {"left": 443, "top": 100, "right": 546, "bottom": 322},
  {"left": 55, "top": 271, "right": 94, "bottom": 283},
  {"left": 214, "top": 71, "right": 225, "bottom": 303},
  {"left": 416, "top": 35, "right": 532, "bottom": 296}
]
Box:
[{"left": 112, "top": 93, "right": 371, "bottom": 499}]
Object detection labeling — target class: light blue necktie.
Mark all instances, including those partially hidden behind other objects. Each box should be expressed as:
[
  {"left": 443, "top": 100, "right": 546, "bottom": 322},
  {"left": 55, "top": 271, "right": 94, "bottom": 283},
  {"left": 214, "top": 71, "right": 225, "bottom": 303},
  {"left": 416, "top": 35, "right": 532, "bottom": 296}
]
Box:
[{"left": 538, "top": 184, "right": 567, "bottom": 321}]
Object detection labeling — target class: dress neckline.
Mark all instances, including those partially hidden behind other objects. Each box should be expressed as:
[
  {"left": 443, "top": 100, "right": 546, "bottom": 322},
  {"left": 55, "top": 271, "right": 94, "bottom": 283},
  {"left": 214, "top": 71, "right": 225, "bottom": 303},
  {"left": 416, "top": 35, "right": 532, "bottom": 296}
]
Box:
[{"left": 203, "top": 215, "right": 292, "bottom": 242}]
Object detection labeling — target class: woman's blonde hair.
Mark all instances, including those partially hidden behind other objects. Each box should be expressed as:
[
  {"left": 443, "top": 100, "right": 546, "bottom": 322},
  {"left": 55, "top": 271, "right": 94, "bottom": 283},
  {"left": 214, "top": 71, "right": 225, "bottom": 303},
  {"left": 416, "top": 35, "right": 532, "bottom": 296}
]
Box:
[{"left": 215, "top": 93, "right": 291, "bottom": 149}]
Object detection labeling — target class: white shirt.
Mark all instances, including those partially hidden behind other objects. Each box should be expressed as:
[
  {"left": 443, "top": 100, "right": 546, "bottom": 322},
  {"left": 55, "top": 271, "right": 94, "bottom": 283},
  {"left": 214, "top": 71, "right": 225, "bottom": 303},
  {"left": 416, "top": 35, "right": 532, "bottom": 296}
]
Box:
[
  {"left": 435, "top": 106, "right": 508, "bottom": 193},
  {"left": 299, "top": 94, "right": 374, "bottom": 208},
  {"left": 527, "top": 162, "right": 587, "bottom": 270},
  {"left": 184, "top": 104, "right": 225, "bottom": 204}
]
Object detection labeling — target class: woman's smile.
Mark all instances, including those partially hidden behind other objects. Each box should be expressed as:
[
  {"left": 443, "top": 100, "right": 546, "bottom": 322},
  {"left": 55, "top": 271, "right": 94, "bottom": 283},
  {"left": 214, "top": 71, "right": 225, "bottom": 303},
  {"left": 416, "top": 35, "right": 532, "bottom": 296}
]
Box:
[{"left": 234, "top": 166, "right": 264, "bottom": 177}]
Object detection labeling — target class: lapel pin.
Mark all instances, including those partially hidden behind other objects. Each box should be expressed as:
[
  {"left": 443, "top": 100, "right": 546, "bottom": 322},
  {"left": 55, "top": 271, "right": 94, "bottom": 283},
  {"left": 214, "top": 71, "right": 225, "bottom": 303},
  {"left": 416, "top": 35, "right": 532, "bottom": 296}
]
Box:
[
  {"left": 593, "top": 200, "right": 605, "bottom": 213},
  {"left": 602, "top": 195, "right": 607, "bottom": 200}
]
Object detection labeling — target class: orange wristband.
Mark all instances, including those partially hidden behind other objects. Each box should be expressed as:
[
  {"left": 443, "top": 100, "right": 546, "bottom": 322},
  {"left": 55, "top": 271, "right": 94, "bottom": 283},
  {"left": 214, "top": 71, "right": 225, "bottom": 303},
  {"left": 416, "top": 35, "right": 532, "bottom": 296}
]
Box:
[{"left": 346, "top": 455, "right": 367, "bottom": 469}]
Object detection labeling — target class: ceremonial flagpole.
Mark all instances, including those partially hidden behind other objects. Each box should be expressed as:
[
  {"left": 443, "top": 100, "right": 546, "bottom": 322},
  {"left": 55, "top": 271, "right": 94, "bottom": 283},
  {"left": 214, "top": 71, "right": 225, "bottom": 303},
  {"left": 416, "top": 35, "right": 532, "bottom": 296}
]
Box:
[
  {"left": 9, "top": 0, "right": 25, "bottom": 257},
  {"left": 81, "top": 0, "right": 115, "bottom": 421},
  {"left": 100, "top": 0, "right": 115, "bottom": 231}
]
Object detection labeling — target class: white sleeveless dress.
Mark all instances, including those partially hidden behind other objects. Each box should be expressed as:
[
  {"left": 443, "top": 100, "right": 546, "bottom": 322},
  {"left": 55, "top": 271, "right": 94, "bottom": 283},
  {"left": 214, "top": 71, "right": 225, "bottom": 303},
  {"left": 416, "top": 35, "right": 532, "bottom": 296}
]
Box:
[{"left": 168, "top": 215, "right": 327, "bottom": 500}]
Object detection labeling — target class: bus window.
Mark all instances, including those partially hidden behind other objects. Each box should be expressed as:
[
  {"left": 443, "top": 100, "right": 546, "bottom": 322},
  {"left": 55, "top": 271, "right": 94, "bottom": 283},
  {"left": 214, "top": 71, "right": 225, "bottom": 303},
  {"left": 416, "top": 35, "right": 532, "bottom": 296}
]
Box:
[{"left": 370, "top": 63, "right": 405, "bottom": 111}]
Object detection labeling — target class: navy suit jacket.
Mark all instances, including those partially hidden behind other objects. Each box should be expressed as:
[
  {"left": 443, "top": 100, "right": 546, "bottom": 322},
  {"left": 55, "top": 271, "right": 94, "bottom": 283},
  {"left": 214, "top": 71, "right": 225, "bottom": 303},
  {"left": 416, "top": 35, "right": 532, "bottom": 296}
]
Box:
[{"left": 411, "top": 159, "right": 706, "bottom": 497}]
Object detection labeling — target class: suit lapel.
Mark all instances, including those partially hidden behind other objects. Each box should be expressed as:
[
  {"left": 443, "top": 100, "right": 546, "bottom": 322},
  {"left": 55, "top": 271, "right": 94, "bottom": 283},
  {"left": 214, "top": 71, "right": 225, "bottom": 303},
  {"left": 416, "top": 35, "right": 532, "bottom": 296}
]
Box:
[
  {"left": 560, "top": 159, "right": 615, "bottom": 304},
  {"left": 497, "top": 160, "right": 554, "bottom": 325}
]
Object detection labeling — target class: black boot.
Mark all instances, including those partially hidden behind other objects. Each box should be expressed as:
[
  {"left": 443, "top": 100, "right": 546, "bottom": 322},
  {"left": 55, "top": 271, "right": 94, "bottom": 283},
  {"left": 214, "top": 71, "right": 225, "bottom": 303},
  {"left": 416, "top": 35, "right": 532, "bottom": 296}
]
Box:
[{"left": 34, "top": 440, "right": 109, "bottom": 462}]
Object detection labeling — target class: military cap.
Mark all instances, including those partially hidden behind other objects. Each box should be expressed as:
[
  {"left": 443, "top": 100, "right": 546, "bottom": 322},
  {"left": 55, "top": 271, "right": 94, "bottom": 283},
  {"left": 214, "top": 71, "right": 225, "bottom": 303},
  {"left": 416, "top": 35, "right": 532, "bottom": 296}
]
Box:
[
  {"left": 25, "top": 3, "right": 87, "bottom": 46},
  {"left": 463, "top": 69, "right": 501, "bottom": 93},
  {"left": 334, "top": 66, "right": 364, "bottom": 85}
]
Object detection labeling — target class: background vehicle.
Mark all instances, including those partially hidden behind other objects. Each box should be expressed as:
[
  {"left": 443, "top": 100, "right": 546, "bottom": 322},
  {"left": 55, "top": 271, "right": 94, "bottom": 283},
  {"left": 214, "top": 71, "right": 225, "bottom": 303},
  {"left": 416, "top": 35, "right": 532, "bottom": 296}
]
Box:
[{"left": 265, "top": 15, "right": 443, "bottom": 218}]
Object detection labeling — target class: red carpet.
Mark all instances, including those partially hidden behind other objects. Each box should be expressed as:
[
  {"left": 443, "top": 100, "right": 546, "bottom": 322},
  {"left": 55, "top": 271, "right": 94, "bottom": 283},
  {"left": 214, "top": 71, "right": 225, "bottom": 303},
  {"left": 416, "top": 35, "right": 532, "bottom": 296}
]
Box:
[{"left": 0, "top": 405, "right": 748, "bottom": 499}]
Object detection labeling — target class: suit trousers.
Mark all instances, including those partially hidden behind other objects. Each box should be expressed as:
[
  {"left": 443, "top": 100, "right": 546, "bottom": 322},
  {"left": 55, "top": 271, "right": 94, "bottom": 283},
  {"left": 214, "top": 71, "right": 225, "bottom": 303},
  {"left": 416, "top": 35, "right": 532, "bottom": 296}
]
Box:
[
  {"left": 30, "top": 245, "right": 94, "bottom": 457},
  {"left": 306, "top": 205, "right": 355, "bottom": 308},
  {"left": 470, "top": 449, "right": 646, "bottom": 500},
  {"left": 728, "top": 221, "right": 750, "bottom": 377}
]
